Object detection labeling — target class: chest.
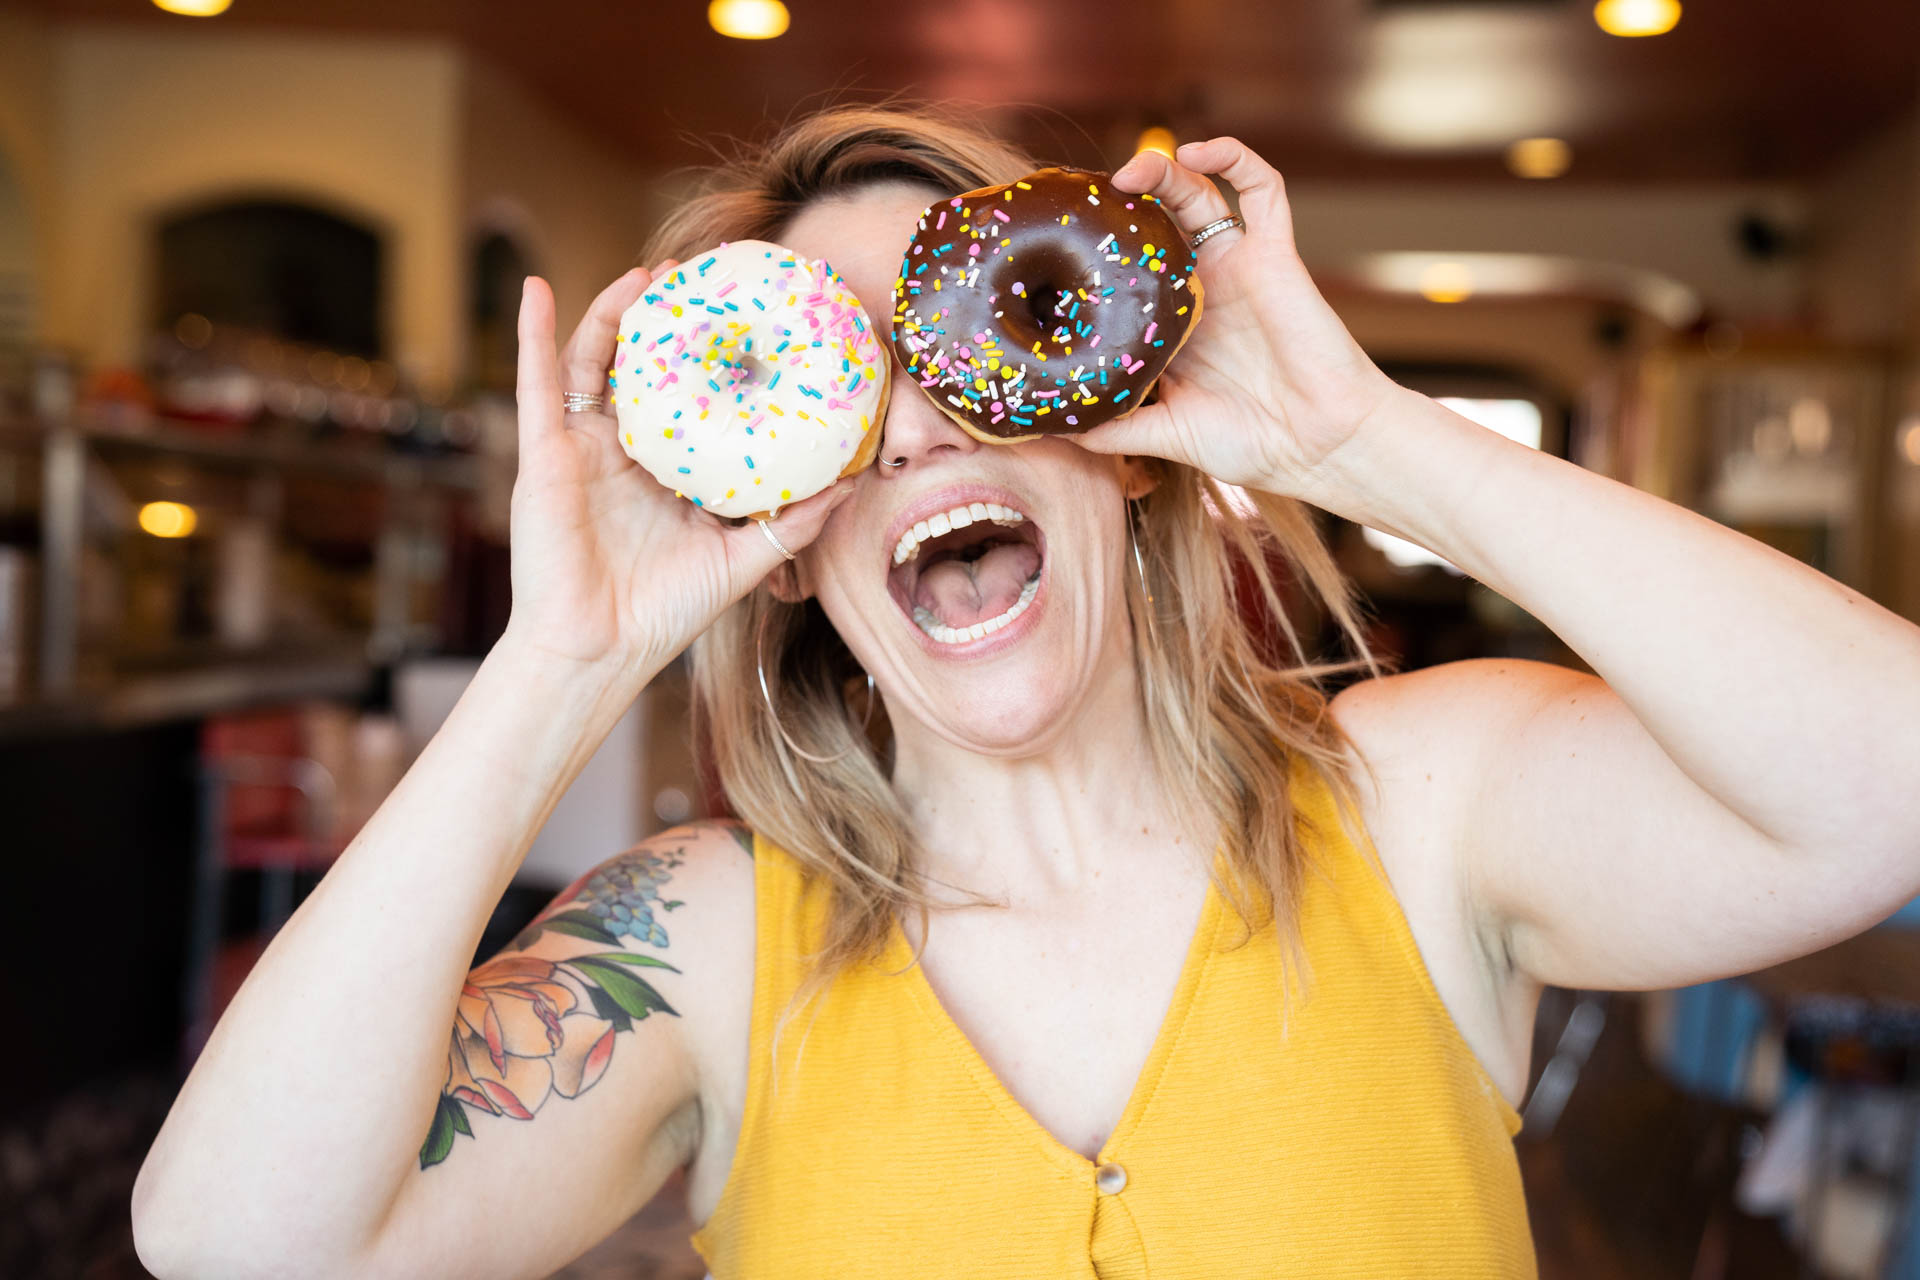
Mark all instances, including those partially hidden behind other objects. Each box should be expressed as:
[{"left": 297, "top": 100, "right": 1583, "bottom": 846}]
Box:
[
  {"left": 901, "top": 866, "right": 1215, "bottom": 1160},
  {"left": 688, "top": 823, "right": 1540, "bottom": 1279}
]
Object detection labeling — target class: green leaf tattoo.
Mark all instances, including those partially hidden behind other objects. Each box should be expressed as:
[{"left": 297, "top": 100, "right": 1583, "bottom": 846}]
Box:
[
  {"left": 420, "top": 1094, "right": 460, "bottom": 1167},
  {"left": 570, "top": 956, "right": 679, "bottom": 1020},
  {"left": 419, "top": 837, "right": 699, "bottom": 1169}
]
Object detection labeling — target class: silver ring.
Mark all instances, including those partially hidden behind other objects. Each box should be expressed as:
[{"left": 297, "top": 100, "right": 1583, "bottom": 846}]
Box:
[
  {"left": 1189, "top": 214, "right": 1244, "bottom": 252},
  {"left": 561, "top": 391, "right": 606, "bottom": 414},
  {"left": 758, "top": 519, "right": 795, "bottom": 561},
  {"left": 880, "top": 457, "right": 906, "bottom": 468}
]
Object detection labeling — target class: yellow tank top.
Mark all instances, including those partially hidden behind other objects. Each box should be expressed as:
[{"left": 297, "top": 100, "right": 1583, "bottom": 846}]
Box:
[{"left": 691, "top": 756, "right": 1536, "bottom": 1277}]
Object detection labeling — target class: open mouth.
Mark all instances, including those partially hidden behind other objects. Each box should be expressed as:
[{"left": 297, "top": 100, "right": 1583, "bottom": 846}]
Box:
[{"left": 887, "top": 500, "right": 1045, "bottom": 646}]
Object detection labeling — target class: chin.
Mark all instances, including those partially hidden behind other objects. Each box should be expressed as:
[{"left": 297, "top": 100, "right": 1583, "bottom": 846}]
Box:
[{"left": 906, "top": 647, "right": 1089, "bottom": 757}]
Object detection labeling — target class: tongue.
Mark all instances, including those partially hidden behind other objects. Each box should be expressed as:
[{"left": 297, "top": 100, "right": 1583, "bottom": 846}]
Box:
[{"left": 913, "top": 541, "right": 1041, "bottom": 630}]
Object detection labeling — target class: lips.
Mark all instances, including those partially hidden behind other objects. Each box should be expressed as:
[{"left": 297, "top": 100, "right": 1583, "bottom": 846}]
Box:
[{"left": 884, "top": 491, "right": 1046, "bottom": 648}]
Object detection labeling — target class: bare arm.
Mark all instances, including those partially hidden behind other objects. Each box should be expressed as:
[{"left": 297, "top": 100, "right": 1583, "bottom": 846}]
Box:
[
  {"left": 1089, "top": 135, "right": 1920, "bottom": 993},
  {"left": 132, "top": 641, "right": 658, "bottom": 1277},
  {"left": 131, "top": 265, "right": 847, "bottom": 1278},
  {"left": 1318, "top": 395, "right": 1920, "bottom": 991},
  {"left": 360, "top": 820, "right": 753, "bottom": 1280}
]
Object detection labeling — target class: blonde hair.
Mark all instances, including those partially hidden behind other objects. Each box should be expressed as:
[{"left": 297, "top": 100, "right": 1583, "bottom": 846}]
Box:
[{"left": 657, "top": 104, "right": 1385, "bottom": 1045}]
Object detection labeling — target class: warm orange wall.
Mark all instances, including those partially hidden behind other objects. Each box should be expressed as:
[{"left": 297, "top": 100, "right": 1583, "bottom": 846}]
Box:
[
  {"left": 0, "top": 10, "right": 57, "bottom": 342},
  {"left": 20, "top": 23, "right": 664, "bottom": 394},
  {"left": 43, "top": 25, "right": 465, "bottom": 389},
  {"left": 461, "top": 57, "right": 654, "bottom": 339}
]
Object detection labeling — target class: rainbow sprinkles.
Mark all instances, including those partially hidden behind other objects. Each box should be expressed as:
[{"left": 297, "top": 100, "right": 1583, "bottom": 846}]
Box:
[
  {"left": 611, "top": 240, "right": 889, "bottom": 519},
  {"left": 887, "top": 166, "right": 1202, "bottom": 443}
]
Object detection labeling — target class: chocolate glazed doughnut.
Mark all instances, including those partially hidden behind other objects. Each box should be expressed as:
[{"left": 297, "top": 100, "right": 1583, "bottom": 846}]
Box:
[{"left": 889, "top": 167, "right": 1204, "bottom": 442}]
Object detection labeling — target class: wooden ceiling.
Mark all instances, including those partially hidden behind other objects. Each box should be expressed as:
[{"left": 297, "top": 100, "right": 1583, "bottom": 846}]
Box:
[{"left": 29, "top": 0, "right": 1920, "bottom": 181}]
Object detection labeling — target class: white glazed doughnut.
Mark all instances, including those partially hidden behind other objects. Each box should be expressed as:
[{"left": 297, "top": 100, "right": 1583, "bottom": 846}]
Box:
[{"left": 610, "top": 241, "right": 890, "bottom": 519}]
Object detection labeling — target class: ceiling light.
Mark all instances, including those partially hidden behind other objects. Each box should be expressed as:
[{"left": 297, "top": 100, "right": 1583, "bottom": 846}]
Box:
[
  {"left": 1787, "top": 398, "right": 1832, "bottom": 455},
  {"left": 1506, "top": 137, "right": 1572, "bottom": 179},
  {"left": 1899, "top": 419, "right": 1920, "bottom": 466},
  {"left": 1136, "top": 127, "right": 1178, "bottom": 160},
  {"left": 1348, "top": 252, "right": 1703, "bottom": 327},
  {"left": 138, "top": 501, "right": 199, "bottom": 539},
  {"left": 152, "top": 0, "right": 234, "bottom": 14},
  {"left": 709, "top": 0, "right": 789, "bottom": 39},
  {"left": 1420, "top": 262, "right": 1474, "bottom": 304},
  {"left": 1593, "top": 0, "right": 1681, "bottom": 38}
]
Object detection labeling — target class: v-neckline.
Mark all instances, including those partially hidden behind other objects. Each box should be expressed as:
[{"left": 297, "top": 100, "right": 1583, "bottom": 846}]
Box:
[{"left": 883, "top": 854, "right": 1226, "bottom": 1180}]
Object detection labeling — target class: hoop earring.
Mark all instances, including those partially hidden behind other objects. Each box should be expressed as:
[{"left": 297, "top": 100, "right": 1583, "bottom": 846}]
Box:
[
  {"left": 755, "top": 608, "right": 875, "bottom": 765},
  {"left": 1127, "top": 498, "right": 1156, "bottom": 621}
]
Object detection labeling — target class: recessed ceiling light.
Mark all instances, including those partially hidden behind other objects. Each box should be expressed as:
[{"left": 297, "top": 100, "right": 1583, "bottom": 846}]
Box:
[
  {"left": 1419, "top": 262, "right": 1475, "bottom": 304},
  {"left": 1593, "top": 0, "right": 1680, "bottom": 38},
  {"left": 709, "top": 0, "right": 790, "bottom": 39},
  {"left": 153, "top": 0, "right": 233, "bottom": 13},
  {"left": 1135, "top": 126, "right": 1178, "bottom": 160},
  {"left": 1506, "top": 137, "right": 1572, "bottom": 179},
  {"left": 138, "top": 501, "right": 199, "bottom": 538}
]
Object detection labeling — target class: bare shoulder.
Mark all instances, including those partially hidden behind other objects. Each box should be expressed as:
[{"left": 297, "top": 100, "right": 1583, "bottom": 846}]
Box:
[
  {"left": 1327, "top": 658, "right": 1592, "bottom": 844},
  {"left": 569, "top": 819, "right": 759, "bottom": 1070},
  {"left": 1327, "top": 657, "right": 1590, "bottom": 910},
  {"left": 607, "top": 821, "right": 759, "bottom": 1220},
  {"left": 511, "top": 818, "right": 760, "bottom": 1173},
  {"left": 1328, "top": 657, "right": 1587, "bottom": 753},
  {"left": 1327, "top": 661, "right": 1571, "bottom": 1102}
]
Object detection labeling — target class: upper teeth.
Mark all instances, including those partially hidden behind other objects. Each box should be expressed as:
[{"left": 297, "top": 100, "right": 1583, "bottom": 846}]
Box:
[{"left": 892, "top": 502, "right": 1026, "bottom": 566}]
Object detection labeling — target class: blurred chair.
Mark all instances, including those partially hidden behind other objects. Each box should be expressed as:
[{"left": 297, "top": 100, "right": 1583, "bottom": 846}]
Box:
[
  {"left": 1653, "top": 913, "right": 1920, "bottom": 1280},
  {"left": 182, "top": 709, "right": 343, "bottom": 1067},
  {"left": 1522, "top": 988, "right": 1611, "bottom": 1138}
]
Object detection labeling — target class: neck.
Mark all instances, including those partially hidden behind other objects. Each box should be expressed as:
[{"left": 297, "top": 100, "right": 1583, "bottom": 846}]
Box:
[{"left": 887, "top": 630, "right": 1200, "bottom": 903}]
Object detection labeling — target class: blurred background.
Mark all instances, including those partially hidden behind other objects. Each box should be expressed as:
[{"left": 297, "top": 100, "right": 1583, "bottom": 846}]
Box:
[{"left": 0, "top": 0, "right": 1915, "bottom": 1276}]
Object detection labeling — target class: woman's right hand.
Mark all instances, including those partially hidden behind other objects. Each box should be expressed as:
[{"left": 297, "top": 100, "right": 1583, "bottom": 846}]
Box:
[{"left": 503, "top": 268, "right": 855, "bottom": 674}]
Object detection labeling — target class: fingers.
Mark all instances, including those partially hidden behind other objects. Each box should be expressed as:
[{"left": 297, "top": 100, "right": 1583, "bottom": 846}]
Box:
[
  {"left": 517, "top": 276, "right": 562, "bottom": 450},
  {"left": 1173, "top": 137, "right": 1295, "bottom": 254},
  {"left": 557, "top": 263, "right": 666, "bottom": 402},
  {"left": 1112, "top": 138, "right": 1296, "bottom": 259},
  {"left": 1069, "top": 403, "right": 1180, "bottom": 465},
  {"left": 723, "top": 479, "right": 859, "bottom": 595},
  {"left": 1111, "top": 149, "right": 1234, "bottom": 234}
]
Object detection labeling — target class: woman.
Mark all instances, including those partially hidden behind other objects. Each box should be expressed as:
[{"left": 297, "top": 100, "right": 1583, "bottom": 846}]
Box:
[{"left": 132, "top": 106, "right": 1920, "bottom": 1279}]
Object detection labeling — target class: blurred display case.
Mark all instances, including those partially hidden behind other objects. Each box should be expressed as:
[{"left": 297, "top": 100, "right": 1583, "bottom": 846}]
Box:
[
  {"left": 0, "top": 410, "right": 498, "bottom": 737},
  {"left": 1881, "top": 361, "right": 1920, "bottom": 624},
  {"left": 1582, "top": 344, "right": 1903, "bottom": 598}
]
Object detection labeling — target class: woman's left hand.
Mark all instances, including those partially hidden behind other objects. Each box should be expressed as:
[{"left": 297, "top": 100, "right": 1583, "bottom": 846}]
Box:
[{"left": 1074, "top": 138, "right": 1400, "bottom": 501}]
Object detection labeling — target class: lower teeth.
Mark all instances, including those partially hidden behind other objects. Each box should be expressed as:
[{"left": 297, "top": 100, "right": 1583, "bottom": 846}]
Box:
[{"left": 913, "top": 573, "right": 1040, "bottom": 644}]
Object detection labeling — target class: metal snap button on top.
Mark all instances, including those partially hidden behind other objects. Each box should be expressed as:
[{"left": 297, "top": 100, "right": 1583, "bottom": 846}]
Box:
[{"left": 1094, "top": 1162, "right": 1128, "bottom": 1194}]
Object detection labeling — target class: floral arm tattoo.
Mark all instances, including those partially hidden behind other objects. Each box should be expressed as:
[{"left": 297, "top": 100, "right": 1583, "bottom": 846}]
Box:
[{"left": 419, "top": 826, "right": 745, "bottom": 1169}]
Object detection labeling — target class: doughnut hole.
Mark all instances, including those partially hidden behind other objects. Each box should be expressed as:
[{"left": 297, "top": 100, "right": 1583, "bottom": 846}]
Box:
[{"left": 989, "top": 240, "right": 1088, "bottom": 355}]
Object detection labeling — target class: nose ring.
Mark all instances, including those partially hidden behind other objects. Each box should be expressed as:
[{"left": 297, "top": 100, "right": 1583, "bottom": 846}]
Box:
[{"left": 880, "top": 457, "right": 906, "bottom": 468}]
